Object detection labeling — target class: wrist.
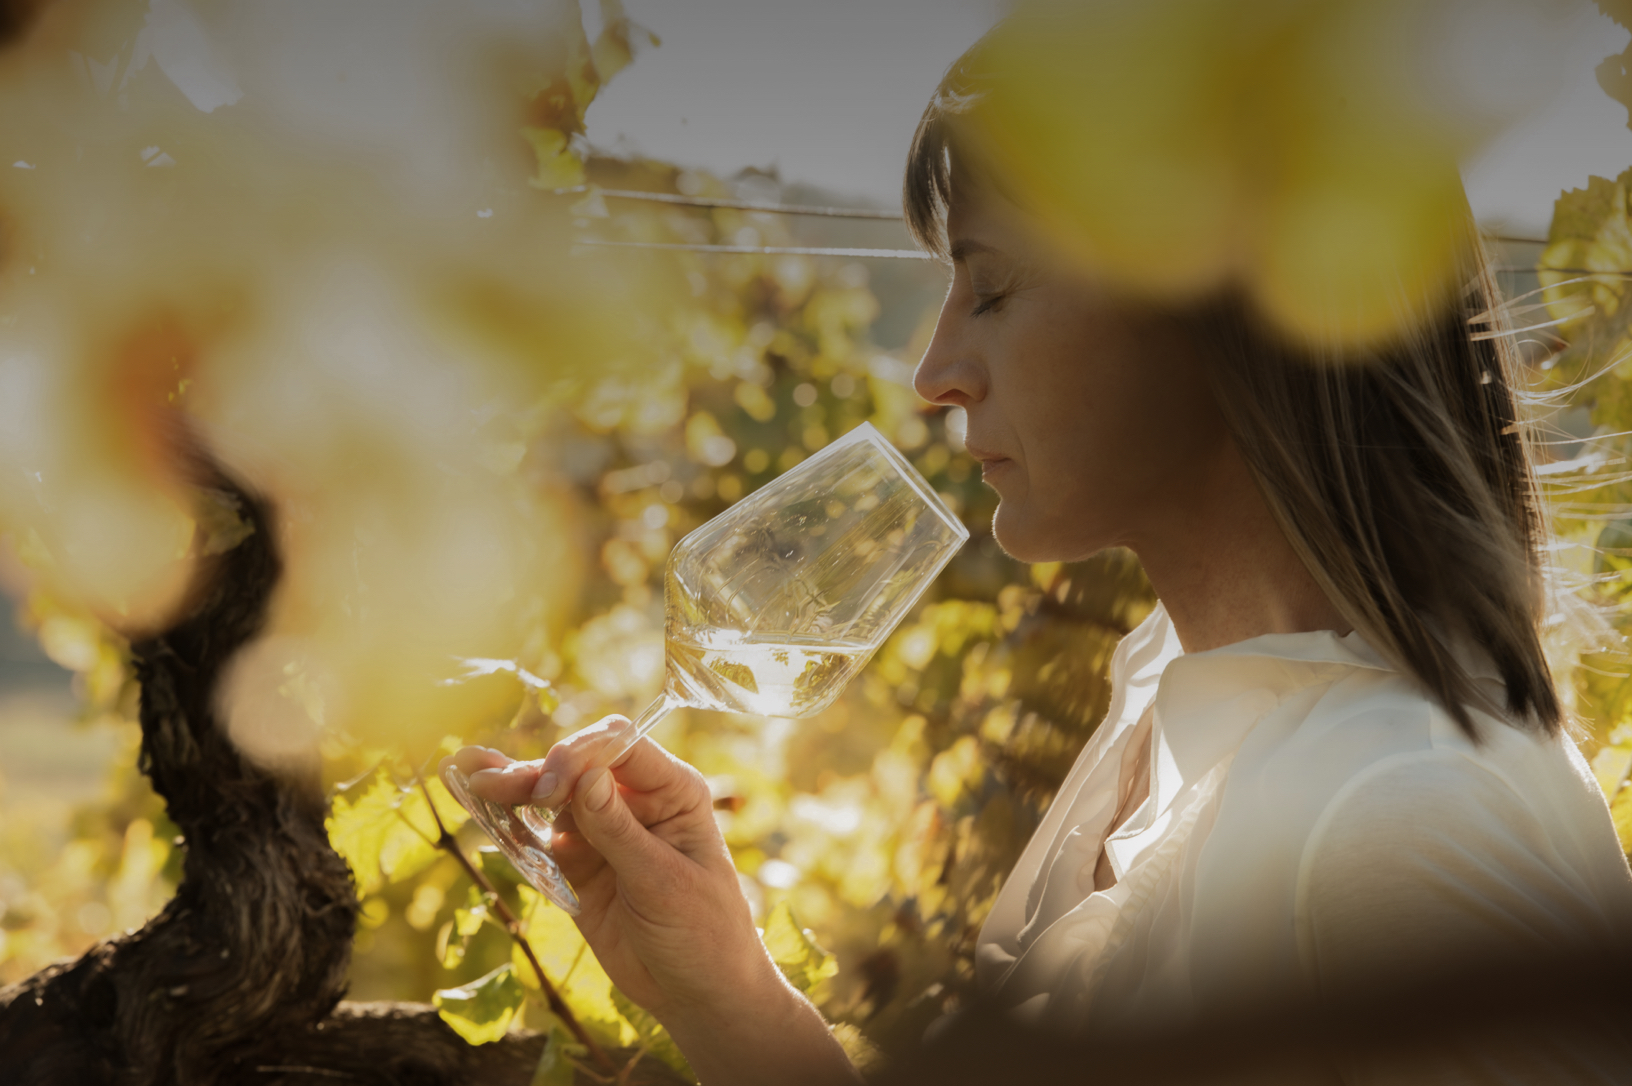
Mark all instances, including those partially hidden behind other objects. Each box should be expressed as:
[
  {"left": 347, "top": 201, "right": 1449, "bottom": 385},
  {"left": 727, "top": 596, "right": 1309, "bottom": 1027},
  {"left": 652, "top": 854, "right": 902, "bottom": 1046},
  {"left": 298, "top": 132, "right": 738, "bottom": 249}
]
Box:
[{"left": 660, "top": 948, "right": 855, "bottom": 1086}]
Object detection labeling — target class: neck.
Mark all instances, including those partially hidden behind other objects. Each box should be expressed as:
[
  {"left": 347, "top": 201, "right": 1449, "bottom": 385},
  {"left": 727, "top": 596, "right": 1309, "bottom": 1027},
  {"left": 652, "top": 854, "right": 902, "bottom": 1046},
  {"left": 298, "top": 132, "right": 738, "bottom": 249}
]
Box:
[{"left": 1132, "top": 442, "right": 1349, "bottom": 655}]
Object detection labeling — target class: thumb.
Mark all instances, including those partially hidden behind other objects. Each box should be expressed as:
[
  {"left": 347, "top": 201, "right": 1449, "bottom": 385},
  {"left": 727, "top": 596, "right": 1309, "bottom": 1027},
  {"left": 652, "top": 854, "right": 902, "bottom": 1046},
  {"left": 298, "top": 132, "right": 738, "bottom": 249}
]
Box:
[{"left": 569, "top": 765, "right": 674, "bottom": 880}]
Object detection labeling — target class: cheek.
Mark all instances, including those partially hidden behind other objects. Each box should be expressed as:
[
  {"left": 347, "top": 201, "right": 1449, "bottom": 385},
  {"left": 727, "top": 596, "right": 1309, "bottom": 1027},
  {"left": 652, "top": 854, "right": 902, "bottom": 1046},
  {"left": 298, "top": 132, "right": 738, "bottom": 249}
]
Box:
[
  {"left": 1016, "top": 322, "right": 1152, "bottom": 489},
  {"left": 1000, "top": 307, "right": 1209, "bottom": 549}
]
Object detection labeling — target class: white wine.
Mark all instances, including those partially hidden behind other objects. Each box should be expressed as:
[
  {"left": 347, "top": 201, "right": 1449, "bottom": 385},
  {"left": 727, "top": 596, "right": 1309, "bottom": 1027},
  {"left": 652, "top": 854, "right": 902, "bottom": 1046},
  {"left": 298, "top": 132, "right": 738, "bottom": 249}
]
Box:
[{"left": 664, "top": 626, "right": 874, "bottom": 717}]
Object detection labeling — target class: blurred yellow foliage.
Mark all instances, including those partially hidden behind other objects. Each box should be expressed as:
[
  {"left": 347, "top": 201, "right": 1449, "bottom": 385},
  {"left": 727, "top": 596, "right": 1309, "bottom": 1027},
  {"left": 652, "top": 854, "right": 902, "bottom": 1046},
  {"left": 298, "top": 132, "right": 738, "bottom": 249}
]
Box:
[
  {"left": 961, "top": 0, "right": 1544, "bottom": 348},
  {"left": 10, "top": 3, "right": 1627, "bottom": 1080}
]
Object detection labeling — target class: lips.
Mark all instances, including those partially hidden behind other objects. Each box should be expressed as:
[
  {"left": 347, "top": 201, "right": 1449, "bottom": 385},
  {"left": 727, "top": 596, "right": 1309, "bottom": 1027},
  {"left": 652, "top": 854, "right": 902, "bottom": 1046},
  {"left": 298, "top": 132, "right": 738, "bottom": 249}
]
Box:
[{"left": 964, "top": 440, "right": 1011, "bottom": 467}]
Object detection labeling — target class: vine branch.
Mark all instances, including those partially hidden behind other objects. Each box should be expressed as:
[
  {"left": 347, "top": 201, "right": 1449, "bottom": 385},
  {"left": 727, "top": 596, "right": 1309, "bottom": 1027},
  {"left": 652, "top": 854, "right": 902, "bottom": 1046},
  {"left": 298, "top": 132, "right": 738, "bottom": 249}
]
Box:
[{"left": 413, "top": 772, "right": 617, "bottom": 1078}]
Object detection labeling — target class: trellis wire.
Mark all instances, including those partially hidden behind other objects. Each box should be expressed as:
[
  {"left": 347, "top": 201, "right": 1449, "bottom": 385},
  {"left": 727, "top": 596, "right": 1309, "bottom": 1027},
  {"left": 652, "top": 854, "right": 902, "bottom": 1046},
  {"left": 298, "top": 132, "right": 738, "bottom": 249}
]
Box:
[
  {"left": 573, "top": 239, "right": 932, "bottom": 259},
  {"left": 554, "top": 185, "right": 905, "bottom": 220}
]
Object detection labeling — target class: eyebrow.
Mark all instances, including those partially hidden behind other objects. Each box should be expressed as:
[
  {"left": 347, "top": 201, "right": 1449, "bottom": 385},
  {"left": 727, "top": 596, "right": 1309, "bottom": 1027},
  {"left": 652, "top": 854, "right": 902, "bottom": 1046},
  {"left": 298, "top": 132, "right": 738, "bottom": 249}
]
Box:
[{"left": 949, "top": 239, "right": 1003, "bottom": 263}]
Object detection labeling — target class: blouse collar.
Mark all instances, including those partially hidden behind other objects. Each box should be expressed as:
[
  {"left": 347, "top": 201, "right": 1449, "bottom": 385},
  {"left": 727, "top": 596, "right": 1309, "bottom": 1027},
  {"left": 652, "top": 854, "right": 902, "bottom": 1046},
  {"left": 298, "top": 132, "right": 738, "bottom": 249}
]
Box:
[{"left": 1109, "top": 606, "right": 1399, "bottom": 865}]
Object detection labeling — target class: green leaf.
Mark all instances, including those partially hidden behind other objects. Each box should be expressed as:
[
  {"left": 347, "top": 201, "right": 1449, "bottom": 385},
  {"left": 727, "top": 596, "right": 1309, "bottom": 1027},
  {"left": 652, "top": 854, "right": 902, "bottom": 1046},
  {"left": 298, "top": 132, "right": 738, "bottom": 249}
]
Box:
[
  {"left": 433, "top": 963, "right": 526, "bottom": 1045},
  {"left": 529, "top": 1021, "right": 585, "bottom": 1086},
  {"left": 457, "top": 884, "right": 490, "bottom": 937},
  {"left": 436, "top": 919, "right": 466, "bottom": 970},
  {"left": 761, "top": 901, "right": 838, "bottom": 995},
  {"left": 479, "top": 846, "right": 523, "bottom": 886},
  {"left": 439, "top": 884, "right": 491, "bottom": 968}
]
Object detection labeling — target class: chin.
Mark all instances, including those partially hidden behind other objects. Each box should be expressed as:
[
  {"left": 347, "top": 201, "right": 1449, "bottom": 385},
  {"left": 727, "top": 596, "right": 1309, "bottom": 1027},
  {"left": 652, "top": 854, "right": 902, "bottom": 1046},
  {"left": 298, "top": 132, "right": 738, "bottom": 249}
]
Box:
[
  {"left": 991, "top": 508, "right": 1065, "bottom": 564},
  {"left": 991, "top": 505, "right": 1107, "bottom": 565}
]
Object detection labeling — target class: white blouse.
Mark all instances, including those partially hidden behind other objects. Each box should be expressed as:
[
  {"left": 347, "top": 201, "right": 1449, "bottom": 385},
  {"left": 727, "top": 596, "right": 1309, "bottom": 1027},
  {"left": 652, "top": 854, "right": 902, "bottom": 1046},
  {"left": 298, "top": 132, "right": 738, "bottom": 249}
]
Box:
[{"left": 976, "top": 604, "right": 1632, "bottom": 1080}]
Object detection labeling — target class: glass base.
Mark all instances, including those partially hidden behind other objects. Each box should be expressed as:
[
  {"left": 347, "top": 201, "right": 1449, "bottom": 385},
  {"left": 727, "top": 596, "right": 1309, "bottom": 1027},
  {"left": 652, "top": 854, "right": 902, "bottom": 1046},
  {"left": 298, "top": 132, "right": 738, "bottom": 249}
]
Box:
[{"left": 440, "top": 764, "right": 582, "bottom": 916}]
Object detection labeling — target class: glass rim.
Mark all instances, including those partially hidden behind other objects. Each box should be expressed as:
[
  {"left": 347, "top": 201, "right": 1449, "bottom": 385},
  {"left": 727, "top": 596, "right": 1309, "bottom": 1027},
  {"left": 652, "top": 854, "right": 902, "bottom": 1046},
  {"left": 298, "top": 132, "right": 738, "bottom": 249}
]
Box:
[{"left": 821, "top": 421, "right": 971, "bottom": 544}]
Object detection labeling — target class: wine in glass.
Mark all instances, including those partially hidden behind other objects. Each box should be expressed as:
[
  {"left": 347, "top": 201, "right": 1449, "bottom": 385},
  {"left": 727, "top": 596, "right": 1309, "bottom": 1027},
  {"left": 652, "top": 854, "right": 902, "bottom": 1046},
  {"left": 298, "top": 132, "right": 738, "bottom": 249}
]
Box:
[{"left": 443, "top": 421, "right": 968, "bottom": 914}]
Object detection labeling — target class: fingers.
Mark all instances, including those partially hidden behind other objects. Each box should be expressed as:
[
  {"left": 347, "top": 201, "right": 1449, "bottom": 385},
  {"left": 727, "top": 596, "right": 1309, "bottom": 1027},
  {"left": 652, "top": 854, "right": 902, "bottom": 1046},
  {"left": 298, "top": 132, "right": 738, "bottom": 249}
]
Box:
[
  {"left": 446, "top": 746, "right": 517, "bottom": 802},
  {"left": 530, "top": 716, "right": 712, "bottom": 810},
  {"left": 448, "top": 746, "right": 509, "bottom": 776},
  {"left": 450, "top": 747, "right": 550, "bottom": 806},
  {"left": 454, "top": 716, "right": 712, "bottom": 816},
  {"left": 566, "top": 765, "right": 686, "bottom": 896},
  {"left": 528, "top": 715, "right": 638, "bottom": 808}
]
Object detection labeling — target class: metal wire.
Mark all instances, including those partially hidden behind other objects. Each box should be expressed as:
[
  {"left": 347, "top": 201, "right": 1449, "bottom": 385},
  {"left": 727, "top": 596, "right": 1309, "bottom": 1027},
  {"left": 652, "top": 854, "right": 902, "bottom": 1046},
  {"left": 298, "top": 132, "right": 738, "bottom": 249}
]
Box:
[
  {"left": 555, "top": 185, "right": 905, "bottom": 220},
  {"left": 573, "top": 239, "right": 932, "bottom": 259},
  {"left": 1495, "top": 267, "right": 1632, "bottom": 274}
]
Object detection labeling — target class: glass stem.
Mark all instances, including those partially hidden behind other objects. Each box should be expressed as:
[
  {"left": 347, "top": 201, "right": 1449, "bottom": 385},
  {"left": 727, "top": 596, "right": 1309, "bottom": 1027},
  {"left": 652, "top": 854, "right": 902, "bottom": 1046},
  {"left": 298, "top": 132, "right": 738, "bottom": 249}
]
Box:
[
  {"left": 609, "top": 691, "right": 680, "bottom": 767},
  {"left": 541, "top": 691, "right": 678, "bottom": 819}
]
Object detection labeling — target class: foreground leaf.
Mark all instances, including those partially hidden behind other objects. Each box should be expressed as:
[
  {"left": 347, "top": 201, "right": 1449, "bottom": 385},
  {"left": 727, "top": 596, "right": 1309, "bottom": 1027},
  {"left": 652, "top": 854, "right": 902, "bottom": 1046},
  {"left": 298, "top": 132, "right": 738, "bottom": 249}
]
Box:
[
  {"left": 529, "top": 1020, "right": 586, "bottom": 1086},
  {"left": 762, "top": 901, "right": 838, "bottom": 995},
  {"left": 514, "top": 885, "right": 631, "bottom": 1045},
  {"left": 326, "top": 770, "right": 401, "bottom": 897},
  {"left": 434, "top": 963, "right": 526, "bottom": 1045},
  {"left": 612, "top": 987, "right": 695, "bottom": 1081}
]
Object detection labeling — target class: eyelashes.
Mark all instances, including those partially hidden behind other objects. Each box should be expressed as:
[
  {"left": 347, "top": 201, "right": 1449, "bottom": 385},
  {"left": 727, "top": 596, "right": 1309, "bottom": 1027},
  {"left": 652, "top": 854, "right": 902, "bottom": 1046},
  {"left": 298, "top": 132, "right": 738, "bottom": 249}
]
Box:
[{"left": 971, "top": 293, "right": 1007, "bottom": 317}]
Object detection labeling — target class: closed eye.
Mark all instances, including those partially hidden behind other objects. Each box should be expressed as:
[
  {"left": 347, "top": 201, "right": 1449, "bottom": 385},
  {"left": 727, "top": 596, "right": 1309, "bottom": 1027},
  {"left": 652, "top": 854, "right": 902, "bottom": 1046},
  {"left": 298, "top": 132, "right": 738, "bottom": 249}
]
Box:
[{"left": 971, "top": 293, "right": 1007, "bottom": 317}]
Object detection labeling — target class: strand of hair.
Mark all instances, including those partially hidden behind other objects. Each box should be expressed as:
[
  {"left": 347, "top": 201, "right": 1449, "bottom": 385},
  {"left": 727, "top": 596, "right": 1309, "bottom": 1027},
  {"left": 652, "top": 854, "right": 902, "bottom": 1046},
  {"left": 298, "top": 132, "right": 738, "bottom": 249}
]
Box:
[{"left": 1470, "top": 309, "right": 1593, "bottom": 341}]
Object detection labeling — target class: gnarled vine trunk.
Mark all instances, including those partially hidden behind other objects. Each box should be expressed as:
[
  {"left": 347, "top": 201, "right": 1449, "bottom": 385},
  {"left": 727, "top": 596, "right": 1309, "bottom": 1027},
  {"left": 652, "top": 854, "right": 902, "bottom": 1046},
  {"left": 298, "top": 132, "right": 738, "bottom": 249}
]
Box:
[{"left": 0, "top": 455, "right": 546, "bottom": 1085}]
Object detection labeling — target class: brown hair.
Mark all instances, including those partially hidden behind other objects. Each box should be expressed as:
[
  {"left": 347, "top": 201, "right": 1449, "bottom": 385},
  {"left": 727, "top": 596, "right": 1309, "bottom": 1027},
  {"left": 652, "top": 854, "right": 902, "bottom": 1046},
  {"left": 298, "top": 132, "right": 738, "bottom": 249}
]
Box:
[{"left": 904, "top": 60, "right": 1560, "bottom": 738}]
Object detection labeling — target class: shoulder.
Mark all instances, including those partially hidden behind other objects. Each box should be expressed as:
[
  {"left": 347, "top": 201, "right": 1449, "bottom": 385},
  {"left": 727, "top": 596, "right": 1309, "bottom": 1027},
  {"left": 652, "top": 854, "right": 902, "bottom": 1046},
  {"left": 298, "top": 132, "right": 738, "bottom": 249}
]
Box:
[{"left": 1286, "top": 698, "right": 1632, "bottom": 984}]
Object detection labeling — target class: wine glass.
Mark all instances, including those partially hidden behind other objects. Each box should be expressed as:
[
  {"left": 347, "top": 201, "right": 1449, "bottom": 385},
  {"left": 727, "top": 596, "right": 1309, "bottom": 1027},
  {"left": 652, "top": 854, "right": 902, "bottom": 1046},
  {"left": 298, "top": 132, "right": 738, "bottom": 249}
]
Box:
[{"left": 443, "top": 421, "right": 968, "bottom": 913}]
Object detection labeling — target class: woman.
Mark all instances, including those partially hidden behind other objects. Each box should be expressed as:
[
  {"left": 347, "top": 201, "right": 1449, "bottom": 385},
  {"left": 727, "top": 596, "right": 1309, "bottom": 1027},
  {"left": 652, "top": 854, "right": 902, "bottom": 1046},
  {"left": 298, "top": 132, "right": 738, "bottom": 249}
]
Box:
[{"left": 454, "top": 20, "right": 1632, "bottom": 1085}]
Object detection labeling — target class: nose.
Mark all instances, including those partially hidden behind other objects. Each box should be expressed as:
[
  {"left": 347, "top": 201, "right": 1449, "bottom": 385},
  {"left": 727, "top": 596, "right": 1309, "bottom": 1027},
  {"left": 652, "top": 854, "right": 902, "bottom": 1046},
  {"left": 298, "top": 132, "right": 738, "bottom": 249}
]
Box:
[{"left": 913, "top": 292, "right": 987, "bottom": 408}]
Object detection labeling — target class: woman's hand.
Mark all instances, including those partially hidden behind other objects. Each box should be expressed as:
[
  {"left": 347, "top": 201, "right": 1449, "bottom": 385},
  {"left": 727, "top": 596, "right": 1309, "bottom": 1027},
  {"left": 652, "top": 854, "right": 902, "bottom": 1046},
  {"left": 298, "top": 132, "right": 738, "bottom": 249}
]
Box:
[{"left": 446, "top": 721, "right": 856, "bottom": 1086}]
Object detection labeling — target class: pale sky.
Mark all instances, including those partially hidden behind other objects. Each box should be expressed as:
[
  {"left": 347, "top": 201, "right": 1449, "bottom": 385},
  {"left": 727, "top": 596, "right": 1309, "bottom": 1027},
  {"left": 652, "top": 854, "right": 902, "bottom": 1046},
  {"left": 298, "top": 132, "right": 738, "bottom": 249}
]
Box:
[{"left": 585, "top": 0, "right": 1632, "bottom": 237}]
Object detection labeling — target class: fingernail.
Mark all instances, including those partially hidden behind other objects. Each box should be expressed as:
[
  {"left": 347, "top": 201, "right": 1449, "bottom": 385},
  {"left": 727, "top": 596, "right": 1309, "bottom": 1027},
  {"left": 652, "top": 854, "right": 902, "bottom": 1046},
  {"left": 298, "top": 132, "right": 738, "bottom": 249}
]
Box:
[
  {"left": 582, "top": 768, "right": 613, "bottom": 812},
  {"left": 530, "top": 771, "right": 559, "bottom": 804}
]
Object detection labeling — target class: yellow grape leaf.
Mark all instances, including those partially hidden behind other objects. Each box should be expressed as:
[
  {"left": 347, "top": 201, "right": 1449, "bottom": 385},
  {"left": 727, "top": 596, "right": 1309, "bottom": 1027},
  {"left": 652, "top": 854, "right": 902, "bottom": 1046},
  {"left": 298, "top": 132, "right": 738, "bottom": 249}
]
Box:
[
  {"left": 381, "top": 775, "right": 467, "bottom": 884},
  {"left": 830, "top": 1023, "right": 884, "bottom": 1076},
  {"left": 358, "top": 897, "right": 389, "bottom": 930},
  {"left": 434, "top": 963, "right": 526, "bottom": 1045},
  {"left": 328, "top": 770, "right": 465, "bottom": 893},
  {"left": 513, "top": 886, "right": 631, "bottom": 1045},
  {"left": 326, "top": 770, "right": 401, "bottom": 897},
  {"left": 611, "top": 987, "right": 694, "bottom": 1080},
  {"left": 1611, "top": 782, "right": 1632, "bottom": 855},
  {"left": 1540, "top": 170, "right": 1632, "bottom": 332},
  {"left": 1591, "top": 744, "right": 1632, "bottom": 799},
  {"left": 761, "top": 901, "right": 838, "bottom": 995},
  {"left": 522, "top": 127, "right": 585, "bottom": 191}
]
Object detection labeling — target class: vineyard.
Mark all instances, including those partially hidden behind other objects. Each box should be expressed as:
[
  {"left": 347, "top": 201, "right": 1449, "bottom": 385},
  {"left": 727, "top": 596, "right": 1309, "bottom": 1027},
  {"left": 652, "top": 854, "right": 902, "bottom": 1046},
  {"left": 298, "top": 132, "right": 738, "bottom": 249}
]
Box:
[{"left": 1, "top": 1, "right": 1631, "bottom": 1083}]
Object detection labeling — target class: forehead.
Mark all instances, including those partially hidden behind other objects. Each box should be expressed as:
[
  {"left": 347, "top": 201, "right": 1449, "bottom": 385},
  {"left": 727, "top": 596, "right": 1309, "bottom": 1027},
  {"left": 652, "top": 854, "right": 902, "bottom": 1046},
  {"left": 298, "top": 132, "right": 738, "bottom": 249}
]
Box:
[{"left": 944, "top": 180, "right": 1040, "bottom": 259}]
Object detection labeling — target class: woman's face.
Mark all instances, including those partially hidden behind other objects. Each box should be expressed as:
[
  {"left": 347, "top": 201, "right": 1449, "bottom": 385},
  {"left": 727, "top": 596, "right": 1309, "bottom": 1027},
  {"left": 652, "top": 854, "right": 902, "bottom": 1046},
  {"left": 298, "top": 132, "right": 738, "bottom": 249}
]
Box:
[{"left": 913, "top": 186, "right": 1233, "bottom": 564}]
